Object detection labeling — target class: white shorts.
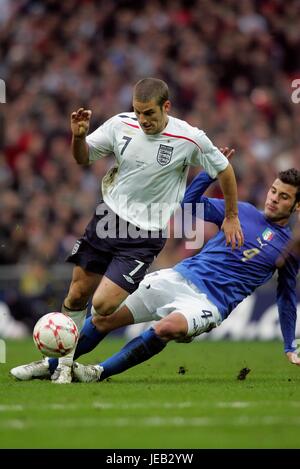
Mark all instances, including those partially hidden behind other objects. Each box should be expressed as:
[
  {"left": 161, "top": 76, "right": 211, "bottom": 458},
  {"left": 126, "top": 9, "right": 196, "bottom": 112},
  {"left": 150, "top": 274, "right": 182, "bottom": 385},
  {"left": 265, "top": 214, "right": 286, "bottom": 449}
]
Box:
[{"left": 125, "top": 269, "right": 222, "bottom": 340}]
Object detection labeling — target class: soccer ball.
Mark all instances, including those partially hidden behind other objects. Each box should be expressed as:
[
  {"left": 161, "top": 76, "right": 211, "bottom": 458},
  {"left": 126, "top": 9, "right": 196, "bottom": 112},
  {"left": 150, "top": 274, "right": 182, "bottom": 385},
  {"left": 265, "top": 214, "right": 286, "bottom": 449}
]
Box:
[{"left": 33, "top": 312, "right": 78, "bottom": 358}]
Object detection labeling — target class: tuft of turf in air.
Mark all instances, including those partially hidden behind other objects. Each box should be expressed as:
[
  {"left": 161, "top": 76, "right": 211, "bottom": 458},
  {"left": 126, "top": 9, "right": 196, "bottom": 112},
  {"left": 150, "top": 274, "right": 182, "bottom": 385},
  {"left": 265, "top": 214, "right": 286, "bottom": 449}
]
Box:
[{"left": 0, "top": 338, "right": 300, "bottom": 449}]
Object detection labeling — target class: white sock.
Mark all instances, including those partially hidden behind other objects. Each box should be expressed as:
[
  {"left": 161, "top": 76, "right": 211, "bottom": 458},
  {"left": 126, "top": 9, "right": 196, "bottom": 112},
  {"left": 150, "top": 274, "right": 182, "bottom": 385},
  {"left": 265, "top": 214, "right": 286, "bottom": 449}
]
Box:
[{"left": 59, "top": 304, "right": 87, "bottom": 367}]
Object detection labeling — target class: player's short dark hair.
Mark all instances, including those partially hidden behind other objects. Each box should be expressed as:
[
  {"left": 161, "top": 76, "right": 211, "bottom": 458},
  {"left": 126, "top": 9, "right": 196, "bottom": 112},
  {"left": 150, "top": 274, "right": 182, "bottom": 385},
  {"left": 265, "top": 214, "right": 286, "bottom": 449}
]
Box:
[
  {"left": 133, "top": 78, "right": 169, "bottom": 108},
  {"left": 278, "top": 168, "right": 300, "bottom": 202}
]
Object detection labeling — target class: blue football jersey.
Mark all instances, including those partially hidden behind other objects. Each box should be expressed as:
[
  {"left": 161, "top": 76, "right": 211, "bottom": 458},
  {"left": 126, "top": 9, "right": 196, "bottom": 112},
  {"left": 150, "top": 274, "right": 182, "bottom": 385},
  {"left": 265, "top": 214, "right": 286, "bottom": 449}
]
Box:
[{"left": 176, "top": 172, "right": 299, "bottom": 352}]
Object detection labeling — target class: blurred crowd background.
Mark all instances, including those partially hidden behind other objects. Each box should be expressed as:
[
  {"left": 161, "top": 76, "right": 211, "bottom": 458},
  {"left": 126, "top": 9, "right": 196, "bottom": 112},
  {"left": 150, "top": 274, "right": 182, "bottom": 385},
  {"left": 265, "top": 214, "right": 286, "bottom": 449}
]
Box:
[{"left": 0, "top": 0, "right": 299, "bottom": 335}]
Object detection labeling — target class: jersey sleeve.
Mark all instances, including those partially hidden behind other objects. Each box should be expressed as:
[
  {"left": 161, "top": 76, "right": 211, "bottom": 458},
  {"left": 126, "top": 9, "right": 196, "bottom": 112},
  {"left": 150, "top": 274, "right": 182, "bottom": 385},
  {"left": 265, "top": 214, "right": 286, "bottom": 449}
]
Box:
[
  {"left": 182, "top": 171, "right": 225, "bottom": 227},
  {"left": 189, "top": 130, "right": 229, "bottom": 179},
  {"left": 276, "top": 256, "right": 299, "bottom": 353},
  {"left": 86, "top": 116, "right": 115, "bottom": 163}
]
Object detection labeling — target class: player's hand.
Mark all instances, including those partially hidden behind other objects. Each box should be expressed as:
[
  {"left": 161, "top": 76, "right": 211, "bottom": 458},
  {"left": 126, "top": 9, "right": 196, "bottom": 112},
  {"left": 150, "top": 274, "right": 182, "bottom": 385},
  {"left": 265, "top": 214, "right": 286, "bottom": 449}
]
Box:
[
  {"left": 219, "top": 147, "right": 235, "bottom": 162},
  {"left": 221, "top": 215, "right": 244, "bottom": 250},
  {"left": 71, "top": 108, "right": 92, "bottom": 138},
  {"left": 286, "top": 352, "right": 300, "bottom": 366}
]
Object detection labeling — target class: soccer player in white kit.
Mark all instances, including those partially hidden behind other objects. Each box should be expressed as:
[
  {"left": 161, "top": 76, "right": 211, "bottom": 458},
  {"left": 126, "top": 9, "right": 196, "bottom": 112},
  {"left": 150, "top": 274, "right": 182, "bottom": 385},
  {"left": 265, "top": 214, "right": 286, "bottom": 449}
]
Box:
[{"left": 11, "top": 78, "right": 243, "bottom": 384}]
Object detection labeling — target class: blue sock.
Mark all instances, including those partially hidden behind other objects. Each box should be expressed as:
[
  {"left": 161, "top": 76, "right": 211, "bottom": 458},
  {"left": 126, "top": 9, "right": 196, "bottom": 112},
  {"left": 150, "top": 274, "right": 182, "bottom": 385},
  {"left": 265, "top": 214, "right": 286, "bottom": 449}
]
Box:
[
  {"left": 48, "top": 315, "right": 106, "bottom": 374},
  {"left": 73, "top": 315, "right": 107, "bottom": 360},
  {"left": 48, "top": 357, "right": 58, "bottom": 374},
  {"left": 99, "top": 327, "right": 166, "bottom": 381}
]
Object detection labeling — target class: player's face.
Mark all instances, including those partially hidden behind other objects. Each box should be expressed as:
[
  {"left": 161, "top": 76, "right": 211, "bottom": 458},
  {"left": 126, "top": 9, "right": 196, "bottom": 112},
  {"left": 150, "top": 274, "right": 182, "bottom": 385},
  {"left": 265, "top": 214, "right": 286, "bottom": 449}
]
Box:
[
  {"left": 133, "top": 98, "right": 170, "bottom": 135},
  {"left": 264, "top": 179, "right": 299, "bottom": 225}
]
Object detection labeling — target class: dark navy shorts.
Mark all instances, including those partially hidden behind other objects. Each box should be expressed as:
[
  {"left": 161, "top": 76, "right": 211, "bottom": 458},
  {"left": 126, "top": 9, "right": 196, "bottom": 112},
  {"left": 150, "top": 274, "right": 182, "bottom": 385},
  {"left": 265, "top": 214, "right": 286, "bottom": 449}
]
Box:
[{"left": 66, "top": 201, "right": 167, "bottom": 293}]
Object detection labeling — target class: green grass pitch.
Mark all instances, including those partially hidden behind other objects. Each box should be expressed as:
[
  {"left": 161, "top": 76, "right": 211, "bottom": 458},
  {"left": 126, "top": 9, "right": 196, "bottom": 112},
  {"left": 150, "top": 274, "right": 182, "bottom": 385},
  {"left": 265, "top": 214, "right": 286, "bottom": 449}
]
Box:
[{"left": 0, "top": 338, "right": 300, "bottom": 449}]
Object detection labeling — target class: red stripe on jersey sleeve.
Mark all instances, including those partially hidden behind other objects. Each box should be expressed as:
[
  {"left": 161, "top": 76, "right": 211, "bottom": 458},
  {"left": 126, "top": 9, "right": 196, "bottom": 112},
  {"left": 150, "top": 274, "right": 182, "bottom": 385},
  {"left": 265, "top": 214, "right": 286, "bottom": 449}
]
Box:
[
  {"left": 122, "top": 121, "right": 140, "bottom": 129},
  {"left": 162, "top": 132, "right": 203, "bottom": 152}
]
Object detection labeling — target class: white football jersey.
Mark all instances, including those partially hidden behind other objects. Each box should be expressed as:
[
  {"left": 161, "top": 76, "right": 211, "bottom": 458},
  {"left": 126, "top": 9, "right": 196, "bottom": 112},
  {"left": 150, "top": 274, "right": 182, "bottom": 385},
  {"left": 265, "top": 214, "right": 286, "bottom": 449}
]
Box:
[{"left": 86, "top": 112, "right": 228, "bottom": 230}]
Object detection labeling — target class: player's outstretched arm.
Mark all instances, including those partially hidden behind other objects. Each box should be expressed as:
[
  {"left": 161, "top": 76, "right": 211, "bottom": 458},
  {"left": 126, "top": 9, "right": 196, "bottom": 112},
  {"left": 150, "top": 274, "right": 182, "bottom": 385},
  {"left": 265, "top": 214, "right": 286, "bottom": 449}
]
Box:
[
  {"left": 217, "top": 163, "right": 244, "bottom": 249},
  {"left": 71, "top": 107, "right": 92, "bottom": 165},
  {"left": 290, "top": 235, "right": 300, "bottom": 258},
  {"left": 277, "top": 224, "right": 300, "bottom": 267}
]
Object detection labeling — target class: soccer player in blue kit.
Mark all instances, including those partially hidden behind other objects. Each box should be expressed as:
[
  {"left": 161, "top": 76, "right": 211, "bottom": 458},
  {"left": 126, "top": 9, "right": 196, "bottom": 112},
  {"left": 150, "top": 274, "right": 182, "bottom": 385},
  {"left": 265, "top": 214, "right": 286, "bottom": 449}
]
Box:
[{"left": 68, "top": 166, "right": 300, "bottom": 382}]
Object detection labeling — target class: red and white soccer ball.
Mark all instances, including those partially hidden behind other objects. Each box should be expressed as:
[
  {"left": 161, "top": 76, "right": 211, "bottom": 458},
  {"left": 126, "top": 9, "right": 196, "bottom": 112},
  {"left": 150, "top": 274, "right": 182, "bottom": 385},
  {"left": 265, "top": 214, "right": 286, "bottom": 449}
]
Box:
[{"left": 33, "top": 312, "right": 78, "bottom": 358}]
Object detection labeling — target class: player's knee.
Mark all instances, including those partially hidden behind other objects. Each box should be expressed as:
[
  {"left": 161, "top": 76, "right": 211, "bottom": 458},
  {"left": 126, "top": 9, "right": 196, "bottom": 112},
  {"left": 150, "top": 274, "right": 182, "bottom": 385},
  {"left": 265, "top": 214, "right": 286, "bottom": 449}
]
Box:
[
  {"left": 92, "top": 314, "right": 110, "bottom": 332},
  {"left": 154, "top": 319, "right": 186, "bottom": 341},
  {"left": 91, "top": 298, "right": 116, "bottom": 317}
]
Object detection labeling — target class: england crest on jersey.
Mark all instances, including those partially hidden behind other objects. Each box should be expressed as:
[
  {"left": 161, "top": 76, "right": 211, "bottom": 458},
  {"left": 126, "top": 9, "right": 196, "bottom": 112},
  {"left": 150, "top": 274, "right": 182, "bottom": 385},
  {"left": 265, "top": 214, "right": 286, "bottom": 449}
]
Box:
[
  {"left": 157, "top": 144, "right": 173, "bottom": 166},
  {"left": 262, "top": 228, "right": 274, "bottom": 242}
]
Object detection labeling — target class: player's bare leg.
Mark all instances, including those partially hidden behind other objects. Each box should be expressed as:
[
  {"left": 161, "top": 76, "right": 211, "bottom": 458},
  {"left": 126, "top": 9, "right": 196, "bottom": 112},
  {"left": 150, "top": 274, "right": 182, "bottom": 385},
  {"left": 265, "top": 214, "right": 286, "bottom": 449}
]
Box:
[
  {"left": 11, "top": 266, "right": 100, "bottom": 382},
  {"left": 73, "top": 305, "right": 136, "bottom": 382},
  {"left": 51, "top": 266, "right": 101, "bottom": 384},
  {"left": 41, "top": 278, "right": 132, "bottom": 383},
  {"left": 64, "top": 279, "right": 131, "bottom": 382},
  {"left": 73, "top": 312, "right": 187, "bottom": 383},
  {"left": 91, "top": 276, "right": 130, "bottom": 317},
  {"left": 92, "top": 303, "right": 135, "bottom": 332},
  {"left": 52, "top": 275, "right": 129, "bottom": 383}
]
